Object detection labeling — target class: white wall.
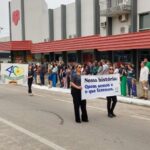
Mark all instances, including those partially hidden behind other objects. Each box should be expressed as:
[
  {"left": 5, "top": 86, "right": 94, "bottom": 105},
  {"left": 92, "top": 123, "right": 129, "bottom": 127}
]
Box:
[
  {"left": 11, "top": 0, "right": 49, "bottom": 43},
  {"left": 53, "top": 7, "right": 62, "bottom": 40},
  {"left": 81, "top": 0, "right": 95, "bottom": 36},
  {"left": 11, "top": 0, "right": 22, "bottom": 40},
  {"left": 0, "top": 36, "right": 10, "bottom": 42},
  {"left": 66, "top": 3, "right": 76, "bottom": 38},
  {"left": 112, "top": 15, "right": 131, "bottom": 35},
  {"left": 137, "top": 0, "right": 150, "bottom": 31},
  {"left": 24, "top": 0, "right": 49, "bottom": 43},
  {"left": 138, "top": 0, "right": 150, "bottom": 14},
  {"left": 100, "top": 0, "right": 107, "bottom": 36}
]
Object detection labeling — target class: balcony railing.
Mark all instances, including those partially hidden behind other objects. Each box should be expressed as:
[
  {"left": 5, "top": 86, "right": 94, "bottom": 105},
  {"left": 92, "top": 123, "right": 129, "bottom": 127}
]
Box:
[{"left": 100, "top": 3, "right": 131, "bottom": 17}]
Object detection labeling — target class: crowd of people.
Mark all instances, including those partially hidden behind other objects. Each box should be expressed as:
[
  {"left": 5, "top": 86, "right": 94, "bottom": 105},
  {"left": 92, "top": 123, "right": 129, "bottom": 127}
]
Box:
[{"left": 29, "top": 58, "right": 150, "bottom": 100}]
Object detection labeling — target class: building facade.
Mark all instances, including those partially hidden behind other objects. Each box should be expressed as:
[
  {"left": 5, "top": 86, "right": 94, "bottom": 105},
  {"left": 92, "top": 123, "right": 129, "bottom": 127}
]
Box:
[
  {"left": 7, "top": 0, "right": 150, "bottom": 66},
  {"left": 0, "top": 36, "right": 11, "bottom": 63}
]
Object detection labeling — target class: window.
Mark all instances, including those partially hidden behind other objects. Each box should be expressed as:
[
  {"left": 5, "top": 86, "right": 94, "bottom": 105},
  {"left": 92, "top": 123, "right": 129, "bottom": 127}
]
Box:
[
  {"left": 68, "top": 53, "right": 77, "bottom": 62},
  {"left": 140, "top": 13, "right": 150, "bottom": 30},
  {"left": 117, "top": 0, "right": 123, "bottom": 4}
]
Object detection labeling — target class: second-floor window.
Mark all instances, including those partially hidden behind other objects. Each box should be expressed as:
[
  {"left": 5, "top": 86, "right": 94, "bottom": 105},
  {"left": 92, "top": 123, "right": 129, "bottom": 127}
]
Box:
[
  {"left": 140, "top": 13, "right": 150, "bottom": 30},
  {"left": 117, "top": 0, "right": 129, "bottom": 5}
]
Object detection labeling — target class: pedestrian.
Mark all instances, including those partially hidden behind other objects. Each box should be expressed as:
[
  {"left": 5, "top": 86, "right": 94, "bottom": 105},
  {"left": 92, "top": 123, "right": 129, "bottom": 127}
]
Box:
[
  {"left": 132, "top": 78, "right": 137, "bottom": 98},
  {"left": 143, "top": 58, "right": 150, "bottom": 88},
  {"left": 70, "top": 64, "right": 89, "bottom": 123},
  {"left": 28, "top": 65, "right": 34, "bottom": 96},
  {"left": 139, "top": 61, "right": 149, "bottom": 100},
  {"left": 47, "top": 68, "right": 52, "bottom": 88},
  {"left": 106, "top": 67, "right": 118, "bottom": 118},
  {"left": 127, "top": 64, "right": 135, "bottom": 97},
  {"left": 119, "top": 64, "right": 127, "bottom": 96}
]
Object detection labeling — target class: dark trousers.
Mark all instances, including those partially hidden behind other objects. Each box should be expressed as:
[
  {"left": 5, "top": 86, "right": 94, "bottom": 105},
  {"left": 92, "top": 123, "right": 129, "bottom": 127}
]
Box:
[
  {"left": 71, "top": 89, "right": 88, "bottom": 122},
  {"left": 127, "top": 78, "right": 132, "bottom": 96},
  {"left": 148, "top": 74, "right": 150, "bottom": 87},
  {"left": 28, "top": 79, "right": 33, "bottom": 93},
  {"left": 40, "top": 75, "right": 45, "bottom": 85},
  {"left": 107, "top": 96, "right": 117, "bottom": 115},
  {"left": 67, "top": 76, "right": 70, "bottom": 89}
]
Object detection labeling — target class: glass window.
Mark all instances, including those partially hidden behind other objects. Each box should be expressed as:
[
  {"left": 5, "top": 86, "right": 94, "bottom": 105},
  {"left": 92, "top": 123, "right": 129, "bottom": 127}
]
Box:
[
  {"left": 82, "top": 53, "right": 93, "bottom": 63},
  {"left": 140, "top": 13, "right": 150, "bottom": 30},
  {"left": 113, "top": 51, "right": 131, "bottom": 63},
  {"left": 68, "top": 53, "right": 77, "bottom": 63}
]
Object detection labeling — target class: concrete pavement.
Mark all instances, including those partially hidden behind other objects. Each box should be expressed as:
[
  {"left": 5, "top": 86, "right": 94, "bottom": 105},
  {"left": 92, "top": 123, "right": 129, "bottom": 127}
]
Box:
[
  {"left": 0, "top": 84, "right": 150, "bottom": 150},
  {"left": 32, "top": 84, "right": 150, "bottom": 107}
]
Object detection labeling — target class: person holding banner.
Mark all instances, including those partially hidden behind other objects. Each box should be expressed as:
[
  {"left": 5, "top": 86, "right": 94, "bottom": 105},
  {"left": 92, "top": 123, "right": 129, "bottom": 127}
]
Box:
[
  {"left": 70, "top": 64, "right": 88, "bottom": 123},
  {"left": 28, "top": 65, "right": 34, "bottom": 96},
  {"left": 106, "top": 67, "right": 118, "bottom": 118}
]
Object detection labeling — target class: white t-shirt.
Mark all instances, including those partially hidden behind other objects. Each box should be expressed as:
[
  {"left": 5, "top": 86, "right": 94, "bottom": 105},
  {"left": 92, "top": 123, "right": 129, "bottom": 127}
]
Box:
[{"left": 139, "top": 66, "right": 149, "bottom": 82}]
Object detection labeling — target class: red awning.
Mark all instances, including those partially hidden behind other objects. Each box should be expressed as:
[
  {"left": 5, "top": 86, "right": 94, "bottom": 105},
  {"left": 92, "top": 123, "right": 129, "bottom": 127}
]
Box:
[
  {"left": 32, "top": 35, "right": 101, "bottom": 53},
  {"left": 32, "top": 31, "right": 150, "bottom": 54},
  {"left": 0, "top": 41, "right": 32, "bottom": 51},
  {"left": 1, "top": 30, "right": 150, "bottom": 54},
  {"left": 98, "top": 30, "right": 150, "bottom": 51}
]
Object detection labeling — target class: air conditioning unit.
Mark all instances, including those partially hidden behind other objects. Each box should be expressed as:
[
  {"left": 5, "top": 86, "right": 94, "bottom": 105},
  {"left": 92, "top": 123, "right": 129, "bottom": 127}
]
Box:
[
  {"left": 120, "top": 27, "right": 126, "bottom": 33},
  {"left": 100, "top": 22, "right": 107, "bottom": 28},
  {"left": 118, "top": 14, "right": 128, "bottom": 22}
]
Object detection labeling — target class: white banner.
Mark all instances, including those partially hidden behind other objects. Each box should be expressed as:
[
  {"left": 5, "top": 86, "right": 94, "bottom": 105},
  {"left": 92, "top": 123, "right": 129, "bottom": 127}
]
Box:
[
  {"left": 81, "top": 74, "right": 121, "bottom": 100},
  {"left": 1, "top": 63, "right": 28, "bottom": 85}
]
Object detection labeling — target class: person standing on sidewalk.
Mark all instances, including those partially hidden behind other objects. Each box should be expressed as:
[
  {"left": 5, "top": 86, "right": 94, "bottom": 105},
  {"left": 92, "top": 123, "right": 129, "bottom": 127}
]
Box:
[
  {"left": 127, "top": 64, "right": 135, "bottom": 97},
  {"left": 144, "top": 58, "right": 150, "bottom": 88},
  {"left": 70, "top": 64, "right": 88, "bottom": 123},
  {"left": 119, "top": 63, "right": 127, "bottom": 96},
  {"left": 139, "top": 61, "right": 149, "bottom": 100},
  {"left": 28, "top": 65, "right": 34, "bottom": 96},
  {"left": 106, "top": 66, "right": 118, "bottom": 118}
]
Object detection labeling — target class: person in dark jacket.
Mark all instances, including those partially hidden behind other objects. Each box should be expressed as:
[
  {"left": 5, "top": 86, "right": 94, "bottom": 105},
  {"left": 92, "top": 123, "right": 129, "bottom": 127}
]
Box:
[
  {"left": 28, "top": 65, "right": 34, "bottom": 96},
  {"left": 70, "top": 64, "right": 88, "bottom": 123}
]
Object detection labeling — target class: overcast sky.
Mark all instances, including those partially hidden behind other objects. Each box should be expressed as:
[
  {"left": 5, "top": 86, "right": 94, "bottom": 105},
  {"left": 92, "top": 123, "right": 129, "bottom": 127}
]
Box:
[{"left": 0, "top": 0, "right": 75, "bottom": 38}]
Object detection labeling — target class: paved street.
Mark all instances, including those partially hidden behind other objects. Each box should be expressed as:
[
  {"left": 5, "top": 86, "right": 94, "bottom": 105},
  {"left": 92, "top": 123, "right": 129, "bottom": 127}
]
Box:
[{"left": 0, "top": 84, "right": 150, "bottom": 150}]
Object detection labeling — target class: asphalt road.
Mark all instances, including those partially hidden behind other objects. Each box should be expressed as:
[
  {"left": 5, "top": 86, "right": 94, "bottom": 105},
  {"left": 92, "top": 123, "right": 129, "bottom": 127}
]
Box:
[{"left": 0, "top": 84, "right": 150, "bottom": 150}]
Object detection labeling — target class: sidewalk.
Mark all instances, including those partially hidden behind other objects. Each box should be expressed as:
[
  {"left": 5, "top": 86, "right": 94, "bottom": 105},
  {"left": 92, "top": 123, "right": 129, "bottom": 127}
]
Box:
[{"left": 32, "top": 84, "right": 150, "bottom": 107}]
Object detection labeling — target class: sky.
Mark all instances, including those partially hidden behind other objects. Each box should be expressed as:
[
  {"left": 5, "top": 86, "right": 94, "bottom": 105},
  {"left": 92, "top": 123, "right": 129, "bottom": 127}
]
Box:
[{"left": 0, "top": 0, "right": 75, "bottom": 38}]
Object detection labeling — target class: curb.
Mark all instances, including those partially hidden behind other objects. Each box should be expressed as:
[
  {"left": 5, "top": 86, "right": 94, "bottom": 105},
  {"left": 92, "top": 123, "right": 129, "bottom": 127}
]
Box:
[
  {"left": 32, "top": 84, "right": 150, "bottom": 107},
  {"left": 117, "top": 96, "right": 150, "bottom": 107}
]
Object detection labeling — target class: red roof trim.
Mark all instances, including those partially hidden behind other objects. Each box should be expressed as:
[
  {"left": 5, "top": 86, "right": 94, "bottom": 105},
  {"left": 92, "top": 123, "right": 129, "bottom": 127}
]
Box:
[
  {"left": 32, "top": 31, "right": 150, "bottom": 54},
  {"left": 1, "top": 31, "right": 150, "bottom": 53},
  {"left": 0, "top": 41, "right": 32, "bottom": 51}
]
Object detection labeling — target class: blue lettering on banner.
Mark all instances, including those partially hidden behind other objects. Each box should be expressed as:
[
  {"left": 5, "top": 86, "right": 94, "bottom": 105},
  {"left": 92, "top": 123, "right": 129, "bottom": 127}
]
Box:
[
  {"left": 97, "top": 88, "right": 113, "bottom": 92},
  {"left": 98, "top": 77, "right": 117, "bottom": 82},
  {"left": 89, "top": 90, "right": 96, "bottom": 94},
  {"left": 85, "top": 91, "right": 88, "bottom": 94},
  {"left": 84, "top": 78, "right": 98, "bottom": 83},
  {"left": 98, "top": 84, "right": 110, "bottom": 88},
  {"left": 85, "top": 85, "right": 97, "bottom": 89}
]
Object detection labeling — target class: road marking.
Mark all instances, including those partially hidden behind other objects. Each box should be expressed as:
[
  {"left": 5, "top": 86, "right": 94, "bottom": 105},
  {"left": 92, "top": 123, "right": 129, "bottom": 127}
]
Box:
[
  {"left": 35, "top": 94, "right": 106, "bottom": 112},
  {"left": 131, "top": 115, "right": 150, "bottom": 121},
  {"left": 0, "top": 117, "right": 66, "bottom": 150}
]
